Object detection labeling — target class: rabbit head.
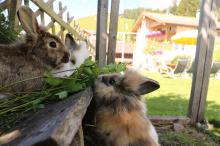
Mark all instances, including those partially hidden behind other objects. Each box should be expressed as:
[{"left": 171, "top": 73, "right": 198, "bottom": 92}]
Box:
[
  {"left": 17, "top": 6, "right": 69, "bottom": 68},
  {"left": 52, "top": 33, "right": 90, "bottom": 77},
  {"left": 94, "top": 70, "right": 160, "bottom": 105}
]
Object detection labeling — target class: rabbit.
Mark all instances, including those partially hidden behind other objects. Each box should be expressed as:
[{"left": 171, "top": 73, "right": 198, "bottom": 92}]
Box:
[
  {"left": 52, "top": 33, "right": 90, "bottom": 77},
  {"left": 0, "top": 6, "right": 69, "bottom": 96},
  {"left": 85, "top": 70, "right": 160, "bottom": 146}
]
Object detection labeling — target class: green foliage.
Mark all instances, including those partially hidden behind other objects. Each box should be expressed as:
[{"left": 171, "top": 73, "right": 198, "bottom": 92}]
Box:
[
  {"left": 121, "top": 7, "right": 165, "bottom": 20},
  {"left": 0, "top": 57, "right": 127, "bottom": 134},
  {"left": 0, "top": 9, "right": 18, "bottom": 44},
  {"left": 169, "top": 0, "right": 199, "bottom": 17}
]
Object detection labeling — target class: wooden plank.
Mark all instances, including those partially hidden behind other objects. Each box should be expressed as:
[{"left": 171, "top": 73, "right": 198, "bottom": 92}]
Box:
[
  {"left": 40, "top": 10, "right": 45, "bottom": 26},
  {"left": 0, "top": 0, "right": 10, "bottom": 10},
  {"left": 8, "top": 0, "right": 21, "bottom": 30},
  {"left": 96, "top": 0, "right": 108, "bottom": 67},
  {"left": 149, "top": 116, "right": 191, "bottom": 125},
  {"left": 35, "top": 0, "right": 55, "bottom": 17},
  {"left": 0, "top": 88, "right": 93, "bottom": 146},
  {"left": 107, "top": 0, "right": 120, "bottom": 64},
  {"left": 59, "top": 1, "right": 64, "bottom": 42},
  {"left": 31, "top": 0, "right": 95, "bottom": 51},
  {"left": 188, "top": 0, "right": 218, "bottom": 124}
]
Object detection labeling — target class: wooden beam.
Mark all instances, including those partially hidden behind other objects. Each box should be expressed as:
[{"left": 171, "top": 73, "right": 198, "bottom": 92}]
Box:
[
  {"left": 1, "top": 88, "right": 92, "bottom": 146},
  {"left": 32, "top": 0, "right": 85, "bottom": 41},
  {"left": 35, "top": 0, "right": 55, "bottom": 17},
  {"left": 59, "top": 1, "right": 64, "bottom": 42},
  {"left": 8, "top": 0, "right": 21, "bottom": 30},
  {"left": 188, "top": 0, "right": 218, "bottom": 124},
  {"left": 40, "top": 10, "right": 45, "bottom": 26},
  {"left": 0, "top": 0, "right": 10, "bottom": 10},
  {"left": 107, "top": 0, "right": 120, "bottom": 64},
  {"left": 96, "top": 0, "right": 108, "bottom": 67}
]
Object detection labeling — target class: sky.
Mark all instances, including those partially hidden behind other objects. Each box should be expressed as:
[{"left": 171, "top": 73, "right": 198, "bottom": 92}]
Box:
[
  {"left": 0, "top": 0, "right": 176, "bottom": 25},
  {"left": 27, "top": 0, "right": 175, "bottom": 20},
  {"left": 62, "top": 0, "right": 176, "bottom": 19}
]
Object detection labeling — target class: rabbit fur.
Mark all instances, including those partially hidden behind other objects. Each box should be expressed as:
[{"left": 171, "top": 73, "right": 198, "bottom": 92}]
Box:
[
  {"left": 52, "top": 34, "right": 90, "bottom": 77},
  {"left": 0, "top": 6, "right": 69, "bottom": 95},
  {"left": 84, "top": 70, "right": 160, "bottom": 146}
]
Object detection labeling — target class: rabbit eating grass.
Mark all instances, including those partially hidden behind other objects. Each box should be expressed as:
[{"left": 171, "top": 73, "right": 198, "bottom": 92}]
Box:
[
  {"left": 0, "top": 6, "right": 69, "bottom": 95},
  {"left": 52, "top": 33, "right": 90, "bottom": 77},
  {"left": 86, "top": 70, "right": 160, "bottom": 146}
]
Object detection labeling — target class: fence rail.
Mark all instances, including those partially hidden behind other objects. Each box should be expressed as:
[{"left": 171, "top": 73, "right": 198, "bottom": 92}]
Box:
[{"left": 0, "top": 0, "right": 95, "bottom": 55}]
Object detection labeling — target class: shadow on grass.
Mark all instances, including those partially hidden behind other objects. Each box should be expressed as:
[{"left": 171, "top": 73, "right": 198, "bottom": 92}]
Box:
[
  {"left": 145, "top": 93, "right": 220, "bottom": 134},
  {"left": 146, "top": 94, "right": 220, "bottom": 122}
]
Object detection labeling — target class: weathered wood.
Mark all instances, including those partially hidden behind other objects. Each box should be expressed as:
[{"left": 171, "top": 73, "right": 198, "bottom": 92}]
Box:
[
  {"left": 0, "top": 88, "right": 93, "bottom": 146},
  {"left": 59, "top": 1, "right": 64, "bottom": 42},
  {"left": 67, "top": 12, "right": 74, "bottom": 24},
  {"left": 40, "top": 10, "right": 45, "bottom": 26},
  {"left": 149, "top": 116, "right": 191, "bottom": 125},
  {"left": 188, "top": 0, "right": 218, "bottom": 124},
  {"left": 70, "top": 126, "right": 84, "bottom": 146},
  {"left": 31, "top": 0, "right": 95, "bottom": 51},
  {"left": 0, "top": 0, "right": 10, "bottom": 10},
  {"left": 107, "top": 0, "right": 120, "bottom": 64},
  {"left": 35, "top": 0, "right": 55, "bottom": 17},
  {"left": 96, "top": 0, "right": 108, "bottom": 67},
  {"left": 8, "top": 0, "right": 21, "bottom": 30}
]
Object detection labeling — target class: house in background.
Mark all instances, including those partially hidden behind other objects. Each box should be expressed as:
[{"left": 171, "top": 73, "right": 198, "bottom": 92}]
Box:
[{"left": 131, "top": 12, "right": 220, "bottom": 41}]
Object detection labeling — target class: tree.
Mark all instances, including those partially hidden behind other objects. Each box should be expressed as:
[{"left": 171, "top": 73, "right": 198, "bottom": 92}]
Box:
[
  {"left": 121, "top": 8, "right": 165, "bottom": 20},
  {"left": 172, "top": 0, "right": 200, "bottom": 17}
]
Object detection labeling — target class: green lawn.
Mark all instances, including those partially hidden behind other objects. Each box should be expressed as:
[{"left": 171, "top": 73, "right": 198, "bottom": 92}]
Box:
[
  {"left": 142, "top": 71, "right": 220, "bottom": 144},
  {"left": 74, "top": 16, "right": 135, "bottom": 32},
  {"left": 142, "top": 71, "right": 220, "bottom": 122}
]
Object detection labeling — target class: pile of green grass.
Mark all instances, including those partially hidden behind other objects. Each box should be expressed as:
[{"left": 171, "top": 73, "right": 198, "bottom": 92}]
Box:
[{"left": 0, "top": 57, "right": 126, "bottom": 134}]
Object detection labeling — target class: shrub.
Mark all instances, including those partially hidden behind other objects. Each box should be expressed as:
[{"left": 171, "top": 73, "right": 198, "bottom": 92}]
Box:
[{"left": 0, "top": 9, "right": 18, "bottom": 44}]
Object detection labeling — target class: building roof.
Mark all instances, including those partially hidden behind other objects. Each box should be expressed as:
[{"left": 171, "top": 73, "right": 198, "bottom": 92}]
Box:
[{"left": 132, "top": 12, "right": 220, "bottom": 32}]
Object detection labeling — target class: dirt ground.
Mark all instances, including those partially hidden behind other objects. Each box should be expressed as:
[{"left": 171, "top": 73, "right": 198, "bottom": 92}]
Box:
[{"left": 154, "top": 122, "right": 220, "bottom": 146}]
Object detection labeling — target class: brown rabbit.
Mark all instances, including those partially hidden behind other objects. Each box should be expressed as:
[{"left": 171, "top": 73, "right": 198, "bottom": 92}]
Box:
[
  {"left": 86, "top": 70, "right": 160, "bottom": 146},
  {"left": 0, "top": 6, "right": 69, "bottom": 95}
]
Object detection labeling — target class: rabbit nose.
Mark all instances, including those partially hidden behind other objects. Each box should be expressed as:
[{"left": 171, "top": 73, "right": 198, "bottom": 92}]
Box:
[{"left": 62, "top": 53, "right": 69, "bottom": 63}]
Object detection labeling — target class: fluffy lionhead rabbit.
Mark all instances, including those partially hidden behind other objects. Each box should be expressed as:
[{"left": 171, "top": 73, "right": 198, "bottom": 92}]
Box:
[
  {"left": 0, "top": 6, "right": 69, "bottom": 95},
  {"left": 52, "top": 33, "right": 90, "bottom": 77},
  {"left": 88, "top": 70, "right": 160, "bottom": 146}
]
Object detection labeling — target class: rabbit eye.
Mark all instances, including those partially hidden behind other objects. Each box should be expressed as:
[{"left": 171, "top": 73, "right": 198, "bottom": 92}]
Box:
[
  {"left": 109, "top": 78, "right": 116, "bottom": 86},
  {"left": 49, "top": 41, "right": 57, "bottom": 48}
]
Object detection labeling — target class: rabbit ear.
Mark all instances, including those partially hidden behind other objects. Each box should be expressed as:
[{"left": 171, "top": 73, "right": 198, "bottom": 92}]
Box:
[
  {"left": 138, "top": 78, "right": 160, "bottom": 95},
  {"left": 17, "top": 6, "right": 39, "bottom": 36},
  {"left": 65, "top": 34, "right": 78, "bottom": 51}
]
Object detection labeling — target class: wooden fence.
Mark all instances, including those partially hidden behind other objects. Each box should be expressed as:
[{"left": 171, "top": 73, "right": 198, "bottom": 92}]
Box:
[{"left": 0, "top": 0, "right": 95, "bottom": 56}]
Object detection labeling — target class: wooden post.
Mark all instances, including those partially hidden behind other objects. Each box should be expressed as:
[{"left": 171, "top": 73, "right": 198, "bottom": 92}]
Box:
[
  {"left": 188, "top": 0, "right": 218, "bottom": 124},
  {"left": 40, "top": 10, "right": 45, "bottom": 26},
  {"left": 107, "top": 0, "right": 120, "bottom": 64},
  {"left": 50, "top": 2, "right": 56, "bottom": 34},
  {"left": 59, "top": 1, "right": 64, "bottom": 42},
  {"left": 96, "top": 0, "right": 108, "bottom": 67},
  {"left": 8, "top": 0, "right": 21, "bottom": 30}
]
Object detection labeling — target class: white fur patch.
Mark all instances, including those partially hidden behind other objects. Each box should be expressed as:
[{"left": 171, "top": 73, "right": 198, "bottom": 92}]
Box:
[{"left": 52, "top": 41, "right": 90, "bottom": 78}]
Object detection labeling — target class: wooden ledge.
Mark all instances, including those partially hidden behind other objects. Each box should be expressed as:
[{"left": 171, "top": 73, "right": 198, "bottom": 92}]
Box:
[{"left": 0, "top": 88, "right": 93, "bottom": 146}]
